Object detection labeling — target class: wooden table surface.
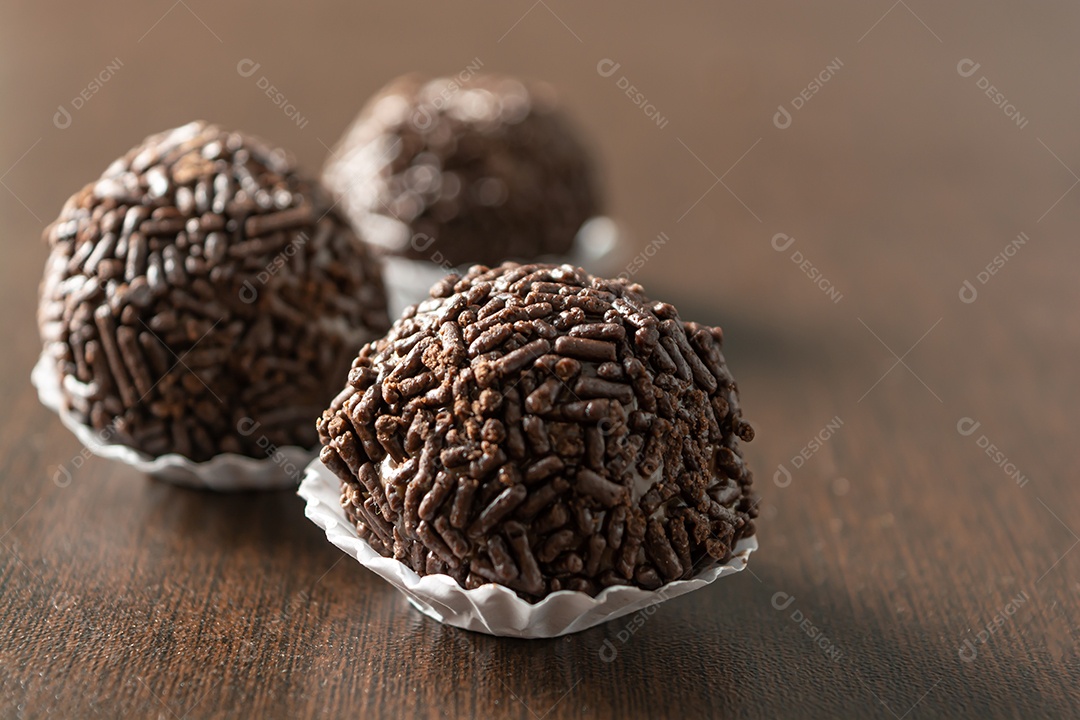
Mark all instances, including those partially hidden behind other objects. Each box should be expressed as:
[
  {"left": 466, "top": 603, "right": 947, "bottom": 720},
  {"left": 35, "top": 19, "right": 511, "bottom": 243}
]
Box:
[{"left": 2, "top": 2, "right": 1078, "bottom": 717}]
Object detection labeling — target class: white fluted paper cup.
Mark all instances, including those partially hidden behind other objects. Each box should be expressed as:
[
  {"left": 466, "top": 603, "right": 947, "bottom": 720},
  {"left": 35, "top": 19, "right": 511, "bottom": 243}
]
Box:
[
  {"left": 299, "top": 456, "right": 757, "bottom": 638},
  {"left": 33, "top": 353, "right": 314, "bottom": 491},
  {"left": 374, "top": 215, "right": 625, "bottom": 318}
]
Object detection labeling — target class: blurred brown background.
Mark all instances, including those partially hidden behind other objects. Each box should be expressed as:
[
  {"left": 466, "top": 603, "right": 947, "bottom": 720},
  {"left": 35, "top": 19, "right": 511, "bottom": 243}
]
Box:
[{"left": 2, "top": 2, "right": 1079, "bottom": 718}]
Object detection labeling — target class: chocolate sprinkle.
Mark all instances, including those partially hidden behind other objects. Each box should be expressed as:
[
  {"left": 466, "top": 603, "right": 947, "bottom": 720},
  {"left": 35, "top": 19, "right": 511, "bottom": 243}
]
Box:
[
  {"left": 318, "top": 262, "right": 756, "bottom": 600},
  {"left": 323, "top": 75, "right": 601, "bottom": 267},
  {"left": 39, "top": 121, "right": 390, "bottom": 462}
]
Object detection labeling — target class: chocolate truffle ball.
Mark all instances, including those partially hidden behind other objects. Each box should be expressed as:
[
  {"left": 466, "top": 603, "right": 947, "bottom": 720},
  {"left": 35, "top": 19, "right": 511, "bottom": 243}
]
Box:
[
  {"left": 317, "top": 263, "right": 756, "bottom": 600},
  {"left": 38, "top": 121, "right": 390, "bottom": 462},
  {"left": 323, "top": 74, "right": 601, "bottom": 268}
]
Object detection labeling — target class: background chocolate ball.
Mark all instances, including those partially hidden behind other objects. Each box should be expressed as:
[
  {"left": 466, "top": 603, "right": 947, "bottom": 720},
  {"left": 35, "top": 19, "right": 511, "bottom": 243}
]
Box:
[
  {"left": 318, "top": 262, "right": 756, "bottom": 600},
  {"left": 323, "top": 74, "right": 601, "bottom": 268},
  {"left": 38, "top": 121, "right": 390, "bottom": 462}
]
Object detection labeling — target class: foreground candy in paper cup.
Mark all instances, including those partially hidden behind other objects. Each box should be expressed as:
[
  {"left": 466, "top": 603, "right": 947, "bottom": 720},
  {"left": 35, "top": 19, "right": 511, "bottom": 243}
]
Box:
[
  {"left": 299, "top": 458, "right": 757, "bottom": 638},
  {"left": 380, "top": 216, "right": 624, "bottom": 318},
  {"left": 33, "top": 354, "right": 313, "bottom": 491}
]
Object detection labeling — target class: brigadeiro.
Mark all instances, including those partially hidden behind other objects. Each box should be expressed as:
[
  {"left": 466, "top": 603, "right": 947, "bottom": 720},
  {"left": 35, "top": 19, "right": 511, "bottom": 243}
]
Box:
[
  {"left": 37, "top": 121, "right": 390, "bottom": 466},
  {"left": 316, "top": 262, "right": 756, "bottom": 600},
  {"left": 322, "top": 74, "right": 603, "bottom": 273}
]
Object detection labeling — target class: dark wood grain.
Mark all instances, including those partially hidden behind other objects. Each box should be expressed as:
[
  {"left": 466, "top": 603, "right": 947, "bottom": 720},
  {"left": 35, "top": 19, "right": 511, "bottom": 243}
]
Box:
[{"left": 3, "top": 1, "right": 1079, "bottom": 717}]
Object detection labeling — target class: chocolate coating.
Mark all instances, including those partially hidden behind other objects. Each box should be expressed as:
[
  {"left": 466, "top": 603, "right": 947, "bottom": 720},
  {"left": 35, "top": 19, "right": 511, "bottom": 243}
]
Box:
[
  {"left": 318, "top": 262, "right": 756, "bottom": 600},
  {"left": 38, "top": 121, "right": 390, "bottom": 462},
  {"left": 323, "top": 74, "right": 600, "bottom": 267}
]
